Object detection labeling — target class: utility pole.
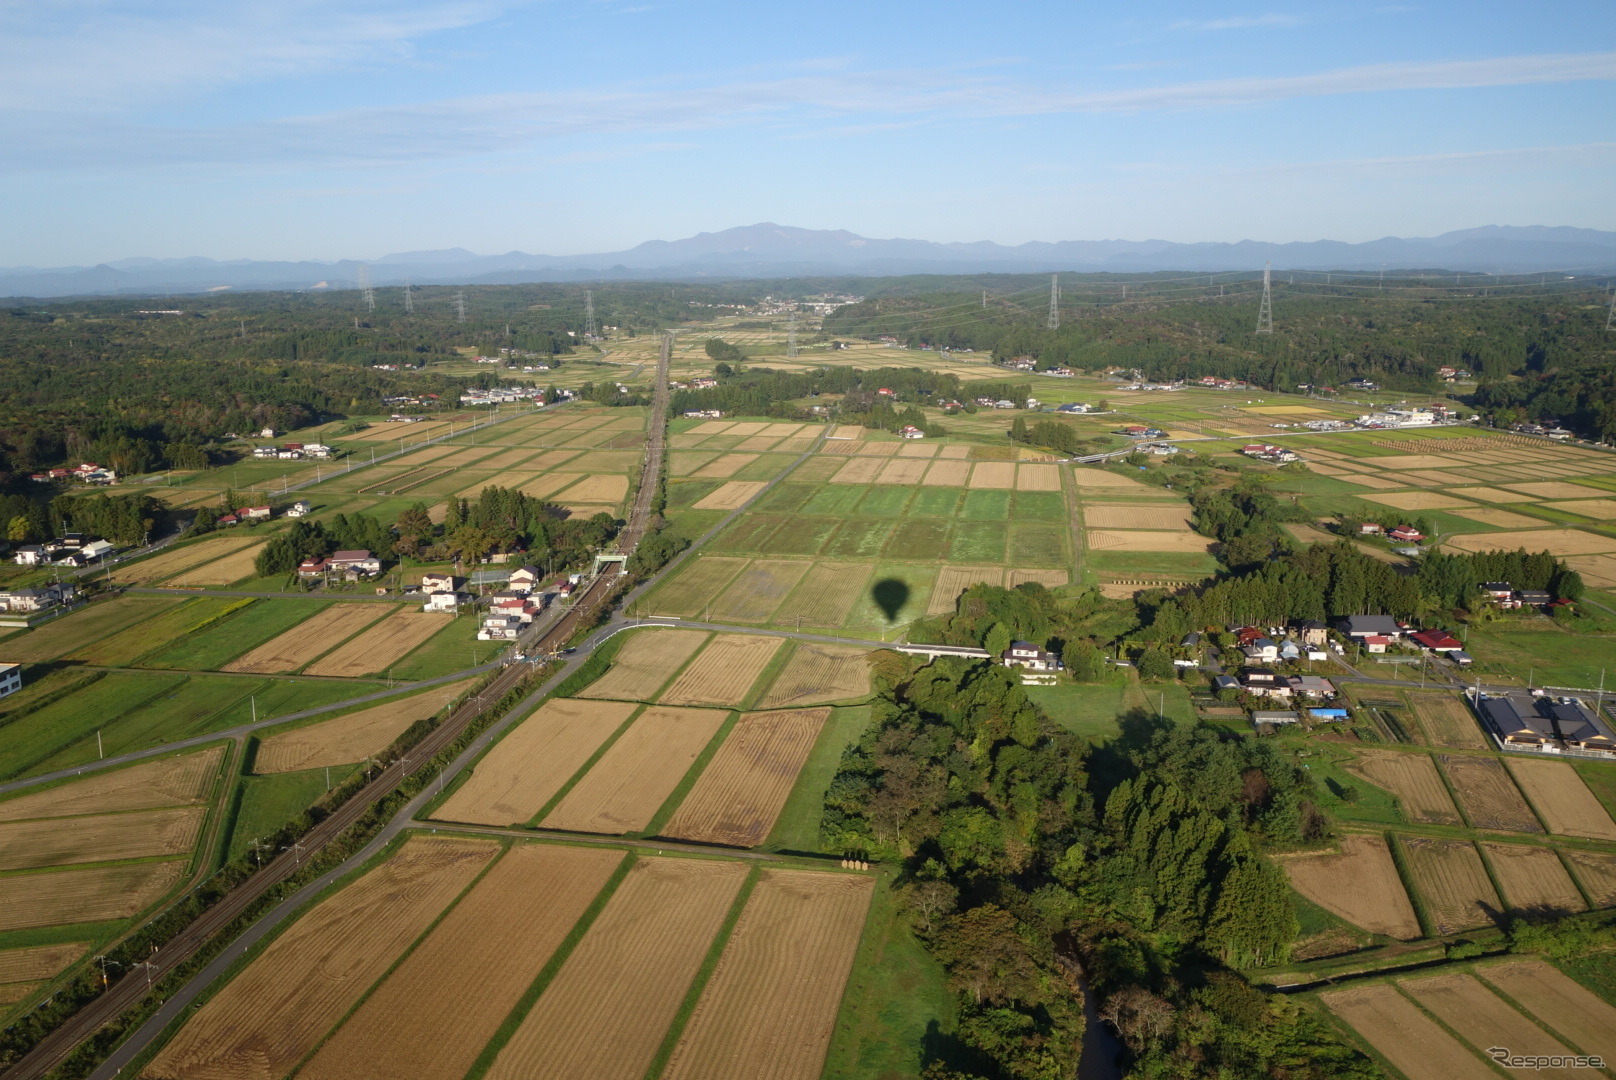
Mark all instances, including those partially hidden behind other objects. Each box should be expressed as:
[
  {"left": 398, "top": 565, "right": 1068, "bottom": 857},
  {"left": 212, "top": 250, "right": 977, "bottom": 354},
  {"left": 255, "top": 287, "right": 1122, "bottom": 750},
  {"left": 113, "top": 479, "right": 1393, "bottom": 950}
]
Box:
[
  {"left": 358, "top": 264, "right": 375, "bottom": 313},
  {"left": 1046, "top": 274, "right": 1060, "bottom": 331},
  {"left": 454, "top": 290, "right": 467, "bottom": 324},
  {"left": 1255, "top": 261, "right": 1274, "bottom": 334}
]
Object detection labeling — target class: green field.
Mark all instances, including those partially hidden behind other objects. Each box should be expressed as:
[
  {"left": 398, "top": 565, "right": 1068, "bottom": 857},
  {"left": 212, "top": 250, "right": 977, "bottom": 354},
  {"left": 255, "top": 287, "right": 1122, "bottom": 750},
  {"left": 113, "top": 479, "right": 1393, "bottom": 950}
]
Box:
[
  {"left": 140, "top": 599, "right": 335, "bottom": 670},
  {"left": 384, "top": 615, "right": 484, "bottom": 681},
  {"left": 3, "top": 596, "right": 181, "bottom": 661},
  {"left": 1463, "top": 626, "right": 1616, "bottom": 688},
  {"left": 767, "top": 705, "right": 870, "bottom": 854},
  {"left": 226, "top": 765, "right": 355, "bottom": 862},
  {"left": 70, "top": 597, "right": 257, "bottom": 667}
]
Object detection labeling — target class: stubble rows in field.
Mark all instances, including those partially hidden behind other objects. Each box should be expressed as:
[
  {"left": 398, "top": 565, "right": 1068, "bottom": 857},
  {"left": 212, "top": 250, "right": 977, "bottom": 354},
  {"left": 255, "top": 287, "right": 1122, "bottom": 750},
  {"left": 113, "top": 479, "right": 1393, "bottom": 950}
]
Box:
[
  {"left": 1321, "top": 983, "right": 1498, "bottom": 1080},
  {"left": 1440, "top": 755, "right": 1544, "bottom": 832},
  {"left": 1504, "top": 757, "right": 1616, "bottom": 840},
  {"left": 254, "top": 680, "right": 470, "bottom": 773},
  {"left": 303, "top": 609, "right": 449, "bottom": 677},
  {"left": 658, "top": 634, "right": 782, "bottom": 708},
  {"left": 1480, "top": 842, "right": 1584, "bottom": 916},
  {"left": 757, "top": 643, "right": 871, "bottom": 709},
  {"left": 581, "top": 629, "right": 709, "bottom": 701},
  {"left": 0, "top": 861, "right": 186, "bottom": 932},
  {"left": 110, "top": 534, "right": 262, "bottom": 585},
  {"left": 223, "top": 603, "right": 390, "bottom": 673},
  {"left": 1479, "top": 959, "right": 1616, "bottom": 1065},
  {"left": 0, "top": 747, "right": 221, "bottom": 821},
  {"left": 0, "top": 805, "right": 204, "bottom": 871},
  {"left": 163, "top": 543, "right": 267, "bottom": 587},
  {"left": 1346, "top": 749, "right": 1461, "bottom": 825},
  {"left": 1399, "top": 836, "right": 1501, "bottom": 934},
  {"left": 1279, "top": 834, "right": 1421, "bottom": 939},
  {"left": 662, "top": 708, "right": 830, "bottom": 847},
  {"left": 1399, "top": 971, "right": 1579, "bottom": 1070},
  {"left": 1407, "top": 694, "right": 1490, "bottom": 750},
  {"left": 541, "top": 706, "right": 727, "bottom": 834}
]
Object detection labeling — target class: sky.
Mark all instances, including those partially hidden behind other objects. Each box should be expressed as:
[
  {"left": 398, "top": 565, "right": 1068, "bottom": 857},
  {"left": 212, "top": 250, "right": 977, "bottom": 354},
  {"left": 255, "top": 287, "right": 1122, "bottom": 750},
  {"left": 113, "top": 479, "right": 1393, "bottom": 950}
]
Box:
[{"left": 3, "top": 0, "right": 1614, "bottom": 264}]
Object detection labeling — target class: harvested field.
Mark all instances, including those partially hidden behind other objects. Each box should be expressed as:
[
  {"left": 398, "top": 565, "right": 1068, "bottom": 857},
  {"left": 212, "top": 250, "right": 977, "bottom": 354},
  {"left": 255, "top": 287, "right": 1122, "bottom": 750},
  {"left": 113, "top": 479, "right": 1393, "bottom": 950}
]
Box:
[
  {"left": 659, "top": 634, "right": 783, "bottom": 708},
  {"left": 1321, "top": 983, "right": 1505, "bottom": 1080},
  {"left": 1400, "top": 972, "right": 1581, "bottom": 1072},
  {"left": 968, "top": 462, "right": 1017, "bottom": 489},
  {"left": 1441, "top": 754, "right": 1543, "bottom": 832},
  {"left": 661, "top": 870, "right": 874, "bottom": 1080},
  {"left": 1007, "top": 568, "right": 1069, "bottom": 588},
  {"left": 0, "top": 942, "right": 88, "bottom": 984},
  {"left": 1481, "top": 842, "right": 1583, "bottom": 916},
  {"left": 694, "top": 453, "right": 756, "bottom": 479},
  {"left": 1564, "top": 553, "right": 1616, "bottom": 587},
  {"left": 433, "top": 698, "right": 638, "bottom": 825},
  {"left": 937, "top": 443, "right": 971, "bottom": 458},
  {"left": 0, "top": 748, "right": 221, "bottom": 821},
  {"left": 1408, "top": 694, "right": 1489, "bottom": 750},
  {"left": 1400, "top": 836, "right": 1501, "bottom": 933},
  {"left": 693, "top": 480, "right": 768, "bottom": 510},
  {"left": 0, "top": 805, "right": 203, "bottom": 871},
  {"left": 1360, "top": 492, "right": 1476, "bottom": 510},
  {"left": 1546, "top": 498, "right": 1616, "bottom": 519},
  {"left": 1504, "top": 482, "right": 1606, "bottom": 500},
  {"left": 484, "top": 856, "right": 748, "bottom": 1080},
  {"left": 1086, "top": 529, "right": 1212, "bottom": 553},
  {"left": 777, "top": 562, "right": 870, "bottom": 627},
  {"left": 520, "top": 472, "right": 582, "bottom": 499},
  {"left": 297, "top": 845, "right": 624, "bottom": 1080},
  {"left": 1015, "top": 463, "right": 1062, "bottom": 491},
  {"left": 725, "top": 421, "right": 769, "bottom": 436},
  {"left": 1337, "top": 472, "right": 1407, "bottom": 490},
  {"left": 1504, "top": 757, "right": 1616, "bottom": 840},
  {"left": 896, "top": 441, "right": 937, "bottom": 458},
  {"left": 582, "top": 629, "right": 709, "bottom": 701},
  {"left": 554, "top": 474, "right": 629, "bottom": 504},
  {"left": 523, "top": 448, "right": 584, "bottom": 470},
  {"left": 254, "top": 681, "right": 469, "bottom": 773},
  {"left": 645, "top": 557, "right": 748, "bottom": 617},
  {"left": 111, "top": 534, "right": 261, "bottom": 585},
  {"left": 223, "top": 604, "right": 389, "bottom": 673},
  {"left": 708, "top": 559, "right": 811, "bottom": 623},
  {"left": 1283, "top": 523, "right": 1340, "bottom": 546},
  {"left": 0, "top": 861, "right": 185, "bottom": 932},
  {"left": 1447, "top": 528, "right": 1616, "bottom": 556},
  {"left": 927, "top": 566, "right": 1003, "bottom": 616},
  {"left": 662, "top": 707, "right": 829, "bottom": 846},
  {"left": 1083, "top": 503, "right": 1193, "bottom": 531},
  {"left": 143, "top": 837, "right": 496, "bottom": 1080},
  {"left": 758, "top": 644, "right": 871, "bottom": 709},
  {"left": 303, "top": 609, "right": 448, "bottom": 677},
  {"left": 541, "top": 706, "right": 728, "bottom": 834},
  {"left": 875, "top": 458, "right": 928, "bottom": 485},
  {"left": 164, "top": 543, "right": 266, "bottom": 587},
  {"left": 1447, "top": 506, "right": 1551, "bottom": 529},
  {"left": 1279, "top": 834, "right": 1420, "bottom": 939},
  {"left": 1563, "top": 849, "right": 1616, "bottom": 906},
  {"left": 827, "top": 457, "right": 885, "bottom": 484},
  {"left": 1480, "top": 960, "right": 1616, "bottom": 1065},
  {"left": 921, "top": 459, "right": 972, "bottom": 486},
  {"left": 1346, "top": 750, "right": 1461, "bottom": 825}
]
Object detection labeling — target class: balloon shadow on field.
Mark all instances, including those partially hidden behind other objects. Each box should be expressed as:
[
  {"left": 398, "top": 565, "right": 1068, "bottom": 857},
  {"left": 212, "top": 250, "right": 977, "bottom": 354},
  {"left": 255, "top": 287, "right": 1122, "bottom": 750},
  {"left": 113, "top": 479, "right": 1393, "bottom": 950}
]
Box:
[{"left": 870, "top": 578, "right": 910, "bottom": 622}]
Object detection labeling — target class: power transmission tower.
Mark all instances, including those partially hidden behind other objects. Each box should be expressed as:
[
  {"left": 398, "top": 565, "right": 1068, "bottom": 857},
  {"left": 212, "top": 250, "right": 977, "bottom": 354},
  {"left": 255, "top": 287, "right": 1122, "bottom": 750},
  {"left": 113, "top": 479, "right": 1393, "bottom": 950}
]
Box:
[
  {"left": 1255, "top": 261, "right": 1274, "bottom": 334},
  {"left": 1608, "top": 287, "right": 1616, "bottom": 331},
  {"left": 403, "top": 280, "right": 414, "bottom": 314},
  {"left": 358, "top": 264, "right": 375, "bottom": 313},
  {"left": 584, "top": 289, "right": 598, "bottom": 339},
  {"left": 787, "top": 310, "right": 798, "bottom": 357},
  {"left": 454, "top": 290, "right": 467, "bottom": 323},
  {"left": 981, "top": 289, "right": 987, "bottom": 309},
  {"left": 1046, "top": 274, "right": 1060, "bottom": 330}
]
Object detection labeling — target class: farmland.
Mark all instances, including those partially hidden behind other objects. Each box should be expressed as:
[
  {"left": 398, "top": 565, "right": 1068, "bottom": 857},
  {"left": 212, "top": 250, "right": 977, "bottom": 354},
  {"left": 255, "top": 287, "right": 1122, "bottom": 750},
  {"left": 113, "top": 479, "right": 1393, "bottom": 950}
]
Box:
[
  {"left": 1479, "top": 960, "right": 1616, "bottom": 1065},
  {"left": 756, "top": 642, "right": 873, "bottom": 709},
  {"left": 581, "top": 628, "right": 710, "bottom": 700},
  {"left": 661, "top": 708, "right": 830, "bottom": 847},
  {"left": 1280, "top": 834, "right": 1421, "bottom": 939},
  {"left": 222, "top": 603, "right": 390, "bottom": 673},
  {"left": 1440, "top": 754, "right": 1544, "bottom": 832},
  {"left": 0, "top": 861, "right": 187, "bottom": 932},
  {"left": 0, "top": 747, "right": 221, "bottom": 821},
  {"left": 657, "top": 633, "right": 783, "bottom": 708},
  {"left": 1406, "top": 692, "right": 1490, "bottom": 750},
  {"left": 1481, "top": 841, "right": 1584, "bottom": 916},
  {"left": 1346, "top": 749, "right": 1461, "bottom": 825},
  {"left": 0, "top": 806, "right": 204, "bottom": 870},
  {"left": 1321, "top": 982, "right": 1513, "bottom": 1080},
  {"left": 252, "top": 680, "right": 470, "bottom": 773},
  {"left": 302, "top": 609, "right": 448, "bottom": 677},
  {"left": 1505, "top": 756, "right": 1616, "bottom": 840},
  {"left": 1398, "top": 836, "right": 1501, "bottom": 934}
]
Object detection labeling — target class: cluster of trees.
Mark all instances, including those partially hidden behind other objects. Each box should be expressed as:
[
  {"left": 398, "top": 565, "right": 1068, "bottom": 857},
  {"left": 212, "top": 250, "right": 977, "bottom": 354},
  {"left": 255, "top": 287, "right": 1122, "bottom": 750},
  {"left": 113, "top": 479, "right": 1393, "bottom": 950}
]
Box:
[
  {"left": 1007, "top": 416, "right": 1111, "bottom": 457},
  {"left": 1417, "top": 548, "right": 1582, "bottom": 608},
  {"left": 0, "top": 491, "right": 164, "bottom": 547},
  {"left": 823, "top": 657, "right": 1376, "bottom": 1078},
  {"left": 667, "top": 365, "right": 962, "bottom": 421},
  {"left": 1190, "top": 482, "right": 1313, "bottom": 568},
  {"left": 703, "top": 337, "right": 747, "bottom": 365},
  {"left": 254, "top": 513, "right": 395, "bottom": 575}
]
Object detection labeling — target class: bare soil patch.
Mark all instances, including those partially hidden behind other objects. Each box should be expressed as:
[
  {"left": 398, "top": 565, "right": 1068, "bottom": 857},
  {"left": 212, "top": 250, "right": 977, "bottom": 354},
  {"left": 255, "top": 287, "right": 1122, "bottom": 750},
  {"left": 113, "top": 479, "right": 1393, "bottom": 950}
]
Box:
[
  {"left": 0, "top": 748, "right": 221, "bottom": 822},
  {"left": 1564, "top": 849, "right": 1616, "bottom": 906},
  {"left": 776, "top": 562, "right": 870, "bottom": 628},
  {"left": 1480, "top": 960, "right": 1616, "bottom": 1065},
  {"left": 1323, "top": 984, "right": 1501, "bottom": 1080},
  {"left": 758, "top": 644, "right": 872, "bottom": 709},
  {"left": 255, "top": 681, "right": 470, "bottom": 773},
  {"left": 1504, "top": 757, "right": 1616, "bottom": 840},
  {"left": 1084, "top": 503, "right": 1193, "bottom": 531},
  {"left": 581, "top": 628, "right": 709, "bottom": 701},
  {"left": 541, "top": 706, "right": 728, "bottom": 834},
  {"left": 968, "top": 462, "right": 1017, "bottom": 489},
  {"left": 1086, "top": 529, "right": 1212, "bottom": 553},
  {"left": 1337, "top": 473, "right": 1407, "bottom": 490},
  {"left": 0, "top": 805, "right": 203, "bottom": 871},
  {"left": 1408, "top": 694, "right": 1490, "bottom": 750},
  {"left": 1441, "top": 754, "right": 1544, "bottom": 832},
  {"left": 896, "top": 441, "right": 938, "bottom": 458},
  {"left": 693, "top": 480, "right": 769, "bottom": 510},
  {"left": 662, "top": 870, "right": 874, "bottom": 1080},
  {"left": 1283, "top": 523, "right": 1339, "bottom": 546},
  {"left": 1015, "top": 464, "right": 1062, "bottom": 491},
  {"left": 303, "top": 609, "right": 448, "bottom": 678},
  {"left": 297, "top": 844, "right": 623, "bottom": 1080},
  {"left": 1346, "top": 750, "right": 1461, "bottom": 825},
  {"left": 1397, "top": 973, "right": 1578, "bottom": 1073},
  {"left": 662, "top": 708, "right": 831, "bottom": 846},
  {"left": 1400, "top": 836, "right": 1502, "bottom": 933},
  {"left": 1279, "top": 834, "right": 1420, "bottom": 939},
  {"left": 1482, "top": 841, "right": 1584, "bottom": 916},
  {"left": 659, "top": 634, "right": 783, "bottom": 708},
  {"left": 433, "top": 698, "right": 638, "bottom": 826},
  {"left": 484, "top": 856, "right": 749, "bottom": 1080},
  {"left": 921, "top": 459, "right": 972, "bottom": 486},
  {"left": 708, "top": 560, "right": 811, "bottom": 623},
  {"left": 143, "top": 837, "right": 496, "bottom": 1080},
  {"left": 927, "top": 566, "right": 1004, "bottom": 616},
  {"left": 224, "top": 604, "right": 389, "bottom": 673}
]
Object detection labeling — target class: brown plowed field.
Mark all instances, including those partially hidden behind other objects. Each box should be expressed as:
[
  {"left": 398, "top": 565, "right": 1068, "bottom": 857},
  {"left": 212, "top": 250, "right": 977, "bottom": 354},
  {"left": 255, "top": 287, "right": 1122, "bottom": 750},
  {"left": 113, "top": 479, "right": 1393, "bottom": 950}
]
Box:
[
  {"left": 1015, "top": 464, "right": 1062, "bottom": 491},
  {"left": 555, "top": 474, "right": 630, "bottom": 503},
  {"left": 694, "top": 453, "right": 756, "bottom": 478},
  {"left": 1346, "top": 749, "right": 1461, "bottom": 825},
  {"left": 662, "top": 708, "right": 830, "bottom": 847},
  {"left": 778, "top": 562, "right": 871, "bottom": 627},
  {"left": 1400, "top": 836, "right": 1502, "bottom": 934},
  {"left": 0, "top": 748, "right": 221, "bottom": 822},
  {"left": 1085, "top": 530, "right": 1212, "bottom": 553},
  {"left": 164, "top": 543, "right": 267, "bottom": 587},
  {"left": 759, "top": 643, "right": 871, "bottom": 709},
  {"left": 1441, "top": 755, "right": 1543, "bottom": 832},
  {"left": 540, "top": 706, "right": 728, "bottom": 834},
  {"left": 1400, "top": 972, "right": 1580, "bottom": 1072},
  {"left": 254, "top": 681, "right": 470, "bottom": 773},
  {"left": 111, "top": 535, "right": 262, "bottom": 585},
  {"left": 1564, "top": 849, "right": 1616, "bottom": 906},
  {"left": 1007, "top": 568, "right": 1068, "bottom": 589},
  {"left": 1321, "top": 983, "right": 1509, "bottom": 1080},
  {"left": 303, "top": 609, "right": 448, "bottom": 677},
  {"left": 693, "top": 480, "right": 768, "bottom": 510},
  {"left": 1504, "top": 757, "right": 1616, "bottom": 840},
  {"left": 1083, "top": 504, "right": 1194, "bottom": 531},
  {"left": 921, "top": 460, "right": 971, "bottom": 486},
  {"left": 223, "top": 604, "right": 389, "bottom": 673},
  {"left": 708, "top": 560, "right": 811, "bottom": 623},
  {"left": 296, "top": 844, "right": 624, "bottom": 1080},
  {"left": 142, "top": 837, "right": 496, "bottom": 1080},
  {"left": 1481, "top": 842, "right": 1584, "bottom": 917},
  {"left": 432, "top": 698, "right": 638, "bottom": 825},
  {"left": 1480, "top": 960, "right": 1616, "bottom": 1065},
  {"left": 827, "top": 457, "right": 884, "bottom": 484},
  {"left": 968, "top": 462, "right": 1016, "bottom": 489},
  {"left": 0, "top": 806, "right": 204, "bottom": 871},
  {"left": 581, "top": 628, "right": 709, "bottom": 701},
  {"left": 0, "top": 942, "right": 89, "bottom": 984},
  {"left": 484, "top": 856, "right": 748, "bottom": 1080},
  {"left": 659, "top": 634, "right": 783, "bottom": 708},
  {"left": 0, "top": 860, "right": 185, "bottom": 932},
  {"left": 875, "top": 458, "right": 928, "bottom": 485},
  {"left": 1408, "top": 694, "right": 1490, "bottom": 750},
  {"left": 927, "top": 566, "right": 1003, "bottom": 615},
  {"left": 1279, "top": 834, "right": 1420, "bottom": 939},
  {"left": 661, "top": 870, "right": 874, "bottom": 1080}
]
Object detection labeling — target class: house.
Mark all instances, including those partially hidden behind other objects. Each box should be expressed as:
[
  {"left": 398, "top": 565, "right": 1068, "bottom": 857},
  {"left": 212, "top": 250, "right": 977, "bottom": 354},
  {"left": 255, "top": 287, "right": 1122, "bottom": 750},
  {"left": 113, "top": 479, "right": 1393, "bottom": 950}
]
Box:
[
  {"left": 1233, "top": 626, "right": 1266, "bottom": 646},
  {"left": 238, "top": 506, "right": 272, "bottom": 522},
  {"left": 1338, "top": 615, "right": 1403, "bottom": 640},
  {"left": 1055, "top": 403, "right": 1093, "bottom": 414},
  {"left": 1363, "top": 635, "right": 1392, "bottom": 653},
  {"left": 1515, "top": 589, "right": 1552, "bottom": 608},
  {"left": 326, "top": 550, "right": 382, "bottom": 576},
  {"left": 1287, "top": 675, "right": 1336, "bottom": 698},
  {"left": 507, "top": 565, "right": 542, "bottom": 594},
  {"left": 1359, "top": 523, "right": 1384, "bottom": 535},
  {"left": 1388, "top": 526, "right": 1424, "bottom": 543},
  {"left": 420, "top": 572, "right": 459, "bottom": 595},
  {"left": 899, "top": 425, "right": 925, "bottom": 439},
  {"left": 286, "top": 501, "right": 311, "bottom": 518},
  {"left": 216, "top": 513, "right": 239, "bottom": 527},
  {"left": 993, "top": 399, "right": 1017, "bottom": 409},
  {"left": 1000, "top": 641, "right": 1062, "bottom": 672},
  {"left": 0, "top": 582, "right": 77, "bottom": 614},
  {"left": 1278, "top": 641, "right": 1302, "bottom": 663},
  {"left": 477, "top": 614, "right": 524, "bottom": 641},
  {"left": 1294, "top": 620, "right": 1329, "bottom": 646},
  {"left": 1480, "top": 582, "right": 1516, "bottom": 607},
  {"left": 303, "top": 444, "right": 333, "bottom": 459},
  {"left": 1243, "top": 637, "right": 1279, "bottom": 663},
  {"left": 81, "top": 540, "right": 115, "bottom": 561},
  {"left": 0, "top": 663, "right": 19, "bottom": 699},
  {"left": 258, "top": 427, "right": 276, "bottom": 438},
  {"left": 422, "top": 591, "right": 463, "bottom": 613},
  {"left": 297, "top": 557, "right": 327, "bottom": 577},
  {"left": 1410, "top": 628, "right": 1463, "bottom": 653},
  {"left": 1450, "top": 651, "right": 1474, "bottom": 666},
  {"left": 252, "top": 446, "right": 277, "bottom": 459},
  {"left": 1241, "top": 668, "right": 1289, "bottom": 697},
  {"left": 11, "top": 545, "right": 45, "bottom": 566},
  {"left": 1213, "top": 675, "right": 1241, "bottom": 692}
]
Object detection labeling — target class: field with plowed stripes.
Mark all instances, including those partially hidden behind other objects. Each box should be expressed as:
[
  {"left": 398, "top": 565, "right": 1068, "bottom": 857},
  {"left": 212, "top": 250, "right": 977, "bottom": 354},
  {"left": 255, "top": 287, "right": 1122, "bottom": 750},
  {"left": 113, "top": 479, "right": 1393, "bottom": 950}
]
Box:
[
  {"left": 0, "top": 747, "right": 221, "bottom": 821},
  {"left": 662, "top": 709, "right": 829, "bottom": 847}
]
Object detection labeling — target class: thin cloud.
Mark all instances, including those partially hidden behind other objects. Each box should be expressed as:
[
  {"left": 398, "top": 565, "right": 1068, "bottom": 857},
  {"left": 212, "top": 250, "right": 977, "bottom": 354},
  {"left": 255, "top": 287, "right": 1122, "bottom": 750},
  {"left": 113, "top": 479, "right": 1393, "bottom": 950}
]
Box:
[{"left": 1169, "top": 13, "right": 1304, "bottom": 31}]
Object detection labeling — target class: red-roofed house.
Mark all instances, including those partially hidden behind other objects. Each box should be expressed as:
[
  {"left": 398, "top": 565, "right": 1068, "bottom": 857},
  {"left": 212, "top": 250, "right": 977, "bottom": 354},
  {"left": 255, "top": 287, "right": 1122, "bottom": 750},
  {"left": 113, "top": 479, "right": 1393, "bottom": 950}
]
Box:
[
  {"left": 1362, "top": 635, "right": 1391, "bottom": 653},
  {"left": 1388, "top": 526, "right": 1424, "bottom": 543},
  {"left": 1410, "top": 628, "right": 1463, "bottom": 652}
]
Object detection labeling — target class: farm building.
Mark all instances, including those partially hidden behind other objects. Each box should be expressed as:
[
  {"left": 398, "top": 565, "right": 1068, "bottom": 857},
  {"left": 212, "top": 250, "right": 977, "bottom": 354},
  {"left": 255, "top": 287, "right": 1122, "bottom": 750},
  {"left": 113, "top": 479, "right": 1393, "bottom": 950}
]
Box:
[
  {"left": 286, "top": 500, "right": 311, "bottom": 517},
  {"left": 0, "top": 663, "right": 19, "bottom": 699},
  {"left": 297, "top": 557, "right": 326, "bottom": 577},
  {"left": 1477, "top": 694, "right": 1616, "bottom": 756}
]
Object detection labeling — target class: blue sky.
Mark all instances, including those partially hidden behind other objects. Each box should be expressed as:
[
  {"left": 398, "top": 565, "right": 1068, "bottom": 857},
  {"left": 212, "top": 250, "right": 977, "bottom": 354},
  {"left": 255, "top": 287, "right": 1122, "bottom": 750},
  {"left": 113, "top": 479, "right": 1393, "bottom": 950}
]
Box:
[{"left": 3, "top": 0, "right": 1614, "bottom": 263}]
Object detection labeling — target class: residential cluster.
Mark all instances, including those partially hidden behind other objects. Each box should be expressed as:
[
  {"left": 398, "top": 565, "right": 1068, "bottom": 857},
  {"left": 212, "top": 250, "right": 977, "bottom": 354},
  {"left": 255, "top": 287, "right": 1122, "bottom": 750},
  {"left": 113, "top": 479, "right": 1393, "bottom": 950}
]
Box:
[
  {"left": 0, "top": 580, "right": 81, "bottom": 616},
  {"left": 251, "top": 442, "right": 333, "bottom": 461},
  {"left": 12, "top": 533, "right": 117, "bottom": 568},
  {"left": 27, "top": 462, "right": 118, "bottom": 485},
  {"left": 458, "top": 386, "right": 549, "bottom": 406}
]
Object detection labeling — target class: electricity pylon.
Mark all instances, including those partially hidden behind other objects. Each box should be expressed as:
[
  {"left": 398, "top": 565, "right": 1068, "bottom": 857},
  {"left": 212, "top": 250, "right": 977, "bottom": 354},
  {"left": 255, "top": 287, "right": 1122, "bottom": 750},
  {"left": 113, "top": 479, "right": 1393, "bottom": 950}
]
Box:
[
  {"left": 1046, "top": 274, "right": 1060, "bottom": 330},
  {"left": 1255, "top": 262, "right": 1274, "bottom": 334}
]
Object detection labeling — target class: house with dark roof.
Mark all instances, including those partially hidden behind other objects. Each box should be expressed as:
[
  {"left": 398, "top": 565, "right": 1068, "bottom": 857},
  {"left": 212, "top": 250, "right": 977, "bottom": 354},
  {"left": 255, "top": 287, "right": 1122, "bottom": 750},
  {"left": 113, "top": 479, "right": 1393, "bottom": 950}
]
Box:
[
  {"left": 1001, "top": 641, "right": 1061, "bottom": 672},
  {"left": 1338, "top": 615, "right": 1403, "bottom": 639}
]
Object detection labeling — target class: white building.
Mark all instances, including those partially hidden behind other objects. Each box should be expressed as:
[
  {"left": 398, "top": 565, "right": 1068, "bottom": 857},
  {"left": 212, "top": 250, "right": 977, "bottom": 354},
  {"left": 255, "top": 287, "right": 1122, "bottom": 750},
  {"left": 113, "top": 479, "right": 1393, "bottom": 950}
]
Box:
[{"left": 0, "top": 663, "right": 19, "bottom": 699}]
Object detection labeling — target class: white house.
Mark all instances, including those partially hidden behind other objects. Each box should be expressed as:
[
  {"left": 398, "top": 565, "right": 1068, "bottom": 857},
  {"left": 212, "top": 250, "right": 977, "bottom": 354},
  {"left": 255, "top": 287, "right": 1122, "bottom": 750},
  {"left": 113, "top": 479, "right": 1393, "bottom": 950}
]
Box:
[
  {"left": 420, "top": 572, "right": 459, "bottom": 595},
  {"left": 477, "top": 614, "right": 524, "bottom": 640},
  {"left": 11, "top": 545, "right": 45, "bottom": 566},
  {"left": 326, "top": 550, "right": 382, "bottom": 576},
  {"left": 0, "top": 663, "right": 19, "bottom": 699},
  {"left": 507, "top": 565, "right": 542, "bottom": 594},
  {"left": 423, "top": 591, "right": 464, "bottom": 613},
  {"left": 1000, "top": 641, "right": 1061, "bottom": 672},
  {"left": 286, "top": 501, "right": 311, "bottom": 518}
]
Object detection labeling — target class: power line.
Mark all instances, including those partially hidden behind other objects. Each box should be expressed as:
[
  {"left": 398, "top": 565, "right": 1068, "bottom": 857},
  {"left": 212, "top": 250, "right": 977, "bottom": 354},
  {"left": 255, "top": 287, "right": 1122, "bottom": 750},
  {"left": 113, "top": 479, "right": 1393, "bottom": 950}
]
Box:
[
  {"left": 357, "top": 265, "right": 375, "bottom": 314},
  {"left": 1046, "top": 274, "right": 1060, "bottom": 331},
  {"left": 1255, "top": 261, "right": 1274, "bottom": 334}
]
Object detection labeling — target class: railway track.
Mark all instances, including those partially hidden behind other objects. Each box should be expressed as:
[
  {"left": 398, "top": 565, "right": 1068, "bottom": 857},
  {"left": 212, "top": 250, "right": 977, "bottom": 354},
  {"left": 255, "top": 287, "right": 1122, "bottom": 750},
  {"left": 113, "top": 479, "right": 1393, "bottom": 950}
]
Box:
[{"left": 0, "top": 334, "right": 675, "bottom": 1080}]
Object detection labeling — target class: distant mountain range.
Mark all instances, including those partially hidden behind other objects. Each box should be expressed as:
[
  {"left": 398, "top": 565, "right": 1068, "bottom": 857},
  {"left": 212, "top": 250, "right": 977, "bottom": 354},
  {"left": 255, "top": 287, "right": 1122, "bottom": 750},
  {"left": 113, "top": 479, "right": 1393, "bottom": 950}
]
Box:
[{"left": 5, "top": 223, "right": 1615, "bottom": 299}]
